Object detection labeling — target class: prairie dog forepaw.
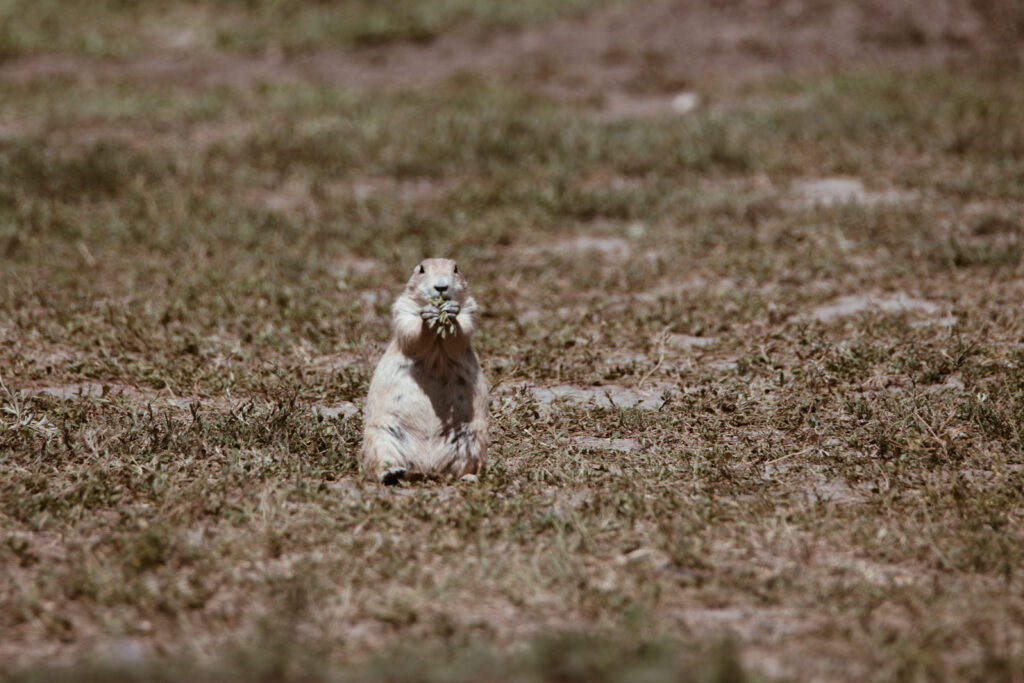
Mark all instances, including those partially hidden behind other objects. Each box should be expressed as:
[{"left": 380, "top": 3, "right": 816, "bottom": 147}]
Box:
[
  {"left": 380, "top": 467, "right": 408, "bottom": 485},
  {"left": 419, "top": 306, "right": 439, "bottom": 322},
  {"left": 440, "top": 301, "right": 460, "bottom": 316}
]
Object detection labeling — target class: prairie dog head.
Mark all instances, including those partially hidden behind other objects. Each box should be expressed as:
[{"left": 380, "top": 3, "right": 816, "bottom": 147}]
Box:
[{"left": 402, "top": 258, "right": 470, "bottom": 305}]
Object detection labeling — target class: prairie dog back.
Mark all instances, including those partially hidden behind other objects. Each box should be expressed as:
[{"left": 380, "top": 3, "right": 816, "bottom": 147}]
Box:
[{"left": 360, "top": 258, "right": 488, "bottom": 483}]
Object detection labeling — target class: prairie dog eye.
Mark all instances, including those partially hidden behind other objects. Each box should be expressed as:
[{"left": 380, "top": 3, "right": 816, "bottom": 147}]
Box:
[
  {"left": 418, "top": 264, "right": 425, "bottom": 274},
  {"left": 453, "top": 265, "right": 459, "bottom": 274}
]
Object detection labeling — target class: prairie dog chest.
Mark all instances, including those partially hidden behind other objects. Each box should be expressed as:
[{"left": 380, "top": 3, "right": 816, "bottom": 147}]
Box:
[{"left": 387, "top": 353, "right": 475, "bottom": 426}]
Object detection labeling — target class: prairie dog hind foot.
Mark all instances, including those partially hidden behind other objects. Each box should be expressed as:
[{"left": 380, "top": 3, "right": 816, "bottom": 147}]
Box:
[{"left": 380, "top": 467, "right": 408, "bottom": 486}]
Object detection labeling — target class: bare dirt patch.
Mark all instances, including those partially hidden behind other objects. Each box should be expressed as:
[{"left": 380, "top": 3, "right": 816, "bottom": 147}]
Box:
[
  {"left": 312, "top": 402, "right": 359, "bottom": 420},
  {"left": 20, "top": 381, "right": 227, "bottom": 411},
  {"left": 571, "top": 435, "right": 641, "bottom": 452},
  {"left": 666, "top": 333, "right": 718, "bottom": 350},
  {"left": 797, "top": 292, "right": 944, "bottom": 323},
  {"left": 789, "top": 177, "right": 914, "bottom": 207},
  {"left": 517, "top": 235, "right": 632, "bottom": 262},
  {"left": 596, "top": 90, "right": 701, "bottom": 120},
  {"left": 497, "top": 381, "right": 676, "bottom": 412}
]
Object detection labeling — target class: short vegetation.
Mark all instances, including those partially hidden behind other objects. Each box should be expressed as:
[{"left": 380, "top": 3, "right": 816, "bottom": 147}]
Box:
[{"left": 1, "top": 1, "right": 1023, "bottom": 681}]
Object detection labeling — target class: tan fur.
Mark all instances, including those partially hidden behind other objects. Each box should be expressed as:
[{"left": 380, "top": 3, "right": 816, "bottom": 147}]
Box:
[{"left": 360, "top": 258, "right": 488, "bottom": 483}]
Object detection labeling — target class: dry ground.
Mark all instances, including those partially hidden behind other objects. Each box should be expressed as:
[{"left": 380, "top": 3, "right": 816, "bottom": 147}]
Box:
[{"left": 2, "top": 1, "right": 1024, "bottom": 681}]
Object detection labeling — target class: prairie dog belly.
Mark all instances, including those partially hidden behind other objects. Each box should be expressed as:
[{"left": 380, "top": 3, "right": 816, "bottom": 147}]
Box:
[{"left": 364, "top": 350, "right": 480, "bottom": 471}]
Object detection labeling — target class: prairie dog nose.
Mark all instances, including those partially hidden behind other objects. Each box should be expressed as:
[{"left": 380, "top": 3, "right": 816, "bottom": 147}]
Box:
[{"left": 433, "top": 278, "right": 451, "bottom": 298}]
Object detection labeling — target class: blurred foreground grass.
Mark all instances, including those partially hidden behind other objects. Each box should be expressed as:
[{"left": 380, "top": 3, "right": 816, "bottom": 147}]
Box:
[{"left": 9, "top": 634, "right": 749, "bottom": 683}]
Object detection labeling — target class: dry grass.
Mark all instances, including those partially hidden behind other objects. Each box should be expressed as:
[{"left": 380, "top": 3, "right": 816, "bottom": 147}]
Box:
[{"left": 1, "top": 2, "right": 1024, "bottom": 681}]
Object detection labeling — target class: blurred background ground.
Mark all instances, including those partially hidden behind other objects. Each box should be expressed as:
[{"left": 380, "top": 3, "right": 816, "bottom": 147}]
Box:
[{"left": 1, "top": 1, "right": 1023, "bottom": 681}]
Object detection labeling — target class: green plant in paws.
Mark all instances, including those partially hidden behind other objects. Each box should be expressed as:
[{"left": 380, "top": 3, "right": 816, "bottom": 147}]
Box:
[{"left": 428, "top": 297, "right": 457, "bottom": 338}]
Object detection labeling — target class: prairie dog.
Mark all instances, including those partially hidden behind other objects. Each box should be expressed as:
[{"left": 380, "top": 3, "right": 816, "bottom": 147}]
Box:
[{"left": 361, "top": 258, "right": 488, "bottom": 484}]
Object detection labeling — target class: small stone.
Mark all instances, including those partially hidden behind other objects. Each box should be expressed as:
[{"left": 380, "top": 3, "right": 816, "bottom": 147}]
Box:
[{"left": 671, "top": 92, "right": 700, "bottom": 114}]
